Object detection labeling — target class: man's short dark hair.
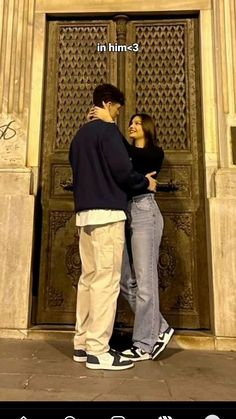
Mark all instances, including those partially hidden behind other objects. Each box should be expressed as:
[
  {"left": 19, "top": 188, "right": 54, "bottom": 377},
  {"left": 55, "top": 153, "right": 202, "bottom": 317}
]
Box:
[{"left": 93, "top": 83, "right": 125, "bottom": 107}]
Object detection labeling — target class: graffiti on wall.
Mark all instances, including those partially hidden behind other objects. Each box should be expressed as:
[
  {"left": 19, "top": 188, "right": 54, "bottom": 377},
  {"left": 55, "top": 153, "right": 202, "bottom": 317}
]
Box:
[
  {"left": 0, "top": 120, "right": 16, "bottom": 142},
  {"left": 0, "top": 118, "right": 25, "bottom": 166}
]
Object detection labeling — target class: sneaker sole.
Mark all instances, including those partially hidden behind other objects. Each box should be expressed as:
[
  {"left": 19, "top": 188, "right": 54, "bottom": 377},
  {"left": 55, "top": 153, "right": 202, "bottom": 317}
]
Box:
[
  {"left": 134, "top": 356, "right": 152, "bottom": 362},
  {"left": 86, "top": 362, "right": 134, "bottom": 370},
  {"left": 152, "top": 328, "right": 174, "bottom": 360},
  {"left": 73, "top": 355, "right": 87, "bottom": 362},
  {"left": 122, "top": 355, "right": 152, "bottom": 362}
]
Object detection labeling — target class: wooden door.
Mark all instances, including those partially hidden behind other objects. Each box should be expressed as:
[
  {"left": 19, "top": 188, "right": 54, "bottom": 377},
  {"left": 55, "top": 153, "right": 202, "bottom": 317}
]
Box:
[{"left": 36, "top": 16, "right": 209, "bottom": 330}]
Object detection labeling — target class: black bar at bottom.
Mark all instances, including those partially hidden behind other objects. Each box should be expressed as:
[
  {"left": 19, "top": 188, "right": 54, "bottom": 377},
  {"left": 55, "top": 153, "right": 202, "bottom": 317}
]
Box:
[{"left": 0, "top": 401, "right": 235, "bottom": 419}]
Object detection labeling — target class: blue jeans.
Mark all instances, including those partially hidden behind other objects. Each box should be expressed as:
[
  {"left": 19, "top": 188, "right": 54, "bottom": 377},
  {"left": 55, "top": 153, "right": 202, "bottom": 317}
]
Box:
[{"left": 120, "top": 193, "right": 169, "bottom": 353}]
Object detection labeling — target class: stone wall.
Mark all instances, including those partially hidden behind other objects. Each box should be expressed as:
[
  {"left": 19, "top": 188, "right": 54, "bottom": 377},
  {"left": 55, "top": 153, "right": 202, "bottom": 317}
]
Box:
[
  {"left": 0, "top": 0, "right": 35, "bottom": 329},
  {"left": 209, "top": 0, "right": 236, "bottom": 337}
]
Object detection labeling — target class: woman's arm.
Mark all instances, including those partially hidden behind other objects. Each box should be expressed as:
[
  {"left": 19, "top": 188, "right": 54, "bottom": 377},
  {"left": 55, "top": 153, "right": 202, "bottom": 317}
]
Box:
[
  {"left": 87, "top": 101, "right": 113, "bottom": 122},
  {"left": 87, "top": 101, "right": 132, "bottom": 155}
]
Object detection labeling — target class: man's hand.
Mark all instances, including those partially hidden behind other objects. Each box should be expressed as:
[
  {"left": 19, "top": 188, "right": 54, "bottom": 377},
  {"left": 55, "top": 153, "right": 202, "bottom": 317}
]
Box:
[{"left": 145, "top": 171, "right": 157, "bottom": 192}]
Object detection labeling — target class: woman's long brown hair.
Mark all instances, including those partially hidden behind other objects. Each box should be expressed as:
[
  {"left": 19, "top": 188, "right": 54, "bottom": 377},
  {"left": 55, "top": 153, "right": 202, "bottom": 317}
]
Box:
[{"left": 129, "top": 113, "right": 158, "bottom": 148}]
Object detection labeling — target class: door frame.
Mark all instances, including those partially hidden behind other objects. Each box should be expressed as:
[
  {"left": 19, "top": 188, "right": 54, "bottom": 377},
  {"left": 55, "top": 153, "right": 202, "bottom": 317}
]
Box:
[{"left": 28, "top": 0, "right": 217, "bottom": 332}]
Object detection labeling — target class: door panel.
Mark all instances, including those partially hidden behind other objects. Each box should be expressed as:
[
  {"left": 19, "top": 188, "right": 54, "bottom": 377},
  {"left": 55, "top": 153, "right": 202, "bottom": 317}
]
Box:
[
  {"left": 36, "top": 17, "right": 209, "bottom": 329},
  {"left": 119, "top": 18, "right": 209, "bottom": 329},
  {"left": 37, "top": 20, "right": 117, "bottom": 323}
]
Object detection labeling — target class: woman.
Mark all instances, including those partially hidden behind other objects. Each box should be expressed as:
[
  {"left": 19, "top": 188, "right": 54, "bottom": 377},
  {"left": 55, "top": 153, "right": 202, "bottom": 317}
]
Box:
[{"left": 90, "top": 105, "right": 174, "bottom": 361}]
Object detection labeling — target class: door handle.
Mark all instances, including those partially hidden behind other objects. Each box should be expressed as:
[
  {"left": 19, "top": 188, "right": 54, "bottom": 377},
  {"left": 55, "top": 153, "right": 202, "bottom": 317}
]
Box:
[
  {"left": 60, "top": 180, "right": 73, "bottom": 191},
  {"left": 60, "top": 180, "right": 179, "bottom": 192},
  {"left": 156, "top": 180, "right": 179, "bottom": 192}
]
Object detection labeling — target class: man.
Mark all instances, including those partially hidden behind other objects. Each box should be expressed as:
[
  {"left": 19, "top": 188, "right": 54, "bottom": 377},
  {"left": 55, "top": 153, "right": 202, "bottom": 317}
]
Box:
[{"left": 69, "top": 83, "right": 157, "bottom": 371}]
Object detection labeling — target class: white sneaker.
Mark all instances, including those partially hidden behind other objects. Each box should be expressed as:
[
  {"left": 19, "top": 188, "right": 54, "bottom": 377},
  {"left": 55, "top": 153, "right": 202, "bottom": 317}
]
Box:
[
  {"left": 86, "top": 349, "right": 134, "bottom": 370},
  {"left": 121, "top": 346, "right": 152, "bottom": 362},
  {"left": 152, "top": 327, "right": 174, "bottom": 360},
  {"left": 73, "top": 349, "right": 87, "bottom": 362}
]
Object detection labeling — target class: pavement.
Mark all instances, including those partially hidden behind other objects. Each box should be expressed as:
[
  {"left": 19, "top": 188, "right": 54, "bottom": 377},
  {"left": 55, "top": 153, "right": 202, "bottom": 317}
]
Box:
[{"left": 0, "top": 332, "right": 236, "bottom": 402}]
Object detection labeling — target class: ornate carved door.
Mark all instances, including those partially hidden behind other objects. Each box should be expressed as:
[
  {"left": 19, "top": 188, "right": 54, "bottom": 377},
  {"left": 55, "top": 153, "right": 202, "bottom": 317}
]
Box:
[{"left": 36, "top": 16, "right": 210, "bottom": 330}]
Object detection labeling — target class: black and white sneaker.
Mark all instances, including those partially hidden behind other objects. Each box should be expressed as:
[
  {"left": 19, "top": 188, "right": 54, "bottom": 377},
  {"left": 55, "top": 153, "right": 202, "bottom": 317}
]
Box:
[
  {"left": 121, "top": 346, "right": 151, "bottom": 362},
  {"left": 86, "top": 349, "right": 134, "bottom": 370},
  {"left": 152, "top": 327, "right": 174, "bottom": 360},
  {"left": 73, "top": 349, "right": 87, "bottom": 362}
]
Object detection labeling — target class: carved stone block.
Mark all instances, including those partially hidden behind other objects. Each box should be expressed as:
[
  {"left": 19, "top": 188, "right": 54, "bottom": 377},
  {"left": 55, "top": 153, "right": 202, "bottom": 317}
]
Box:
[
  {"left": 0, "top": 195, "right": 34, "bottom": 328},
  {"left": 215, "top": 169, "right": 236, "bottom": 198}
]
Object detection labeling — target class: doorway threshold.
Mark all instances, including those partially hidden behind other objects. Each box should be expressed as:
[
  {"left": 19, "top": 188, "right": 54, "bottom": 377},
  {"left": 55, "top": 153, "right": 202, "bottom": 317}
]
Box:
[{"left": 0, "top": 326, "right": 235, "bottom": 351}]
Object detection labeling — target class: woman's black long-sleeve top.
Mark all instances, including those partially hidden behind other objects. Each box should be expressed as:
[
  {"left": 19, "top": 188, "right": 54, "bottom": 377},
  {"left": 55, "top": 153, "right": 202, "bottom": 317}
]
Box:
[{"left": 123, "top": 138, "right": 164, "bottom": 198}]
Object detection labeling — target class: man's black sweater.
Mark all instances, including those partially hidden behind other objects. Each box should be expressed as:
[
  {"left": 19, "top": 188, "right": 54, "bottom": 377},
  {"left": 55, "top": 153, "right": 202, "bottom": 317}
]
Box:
[{"left": 69, "top": 120, "right": 148, "bottom": 213}]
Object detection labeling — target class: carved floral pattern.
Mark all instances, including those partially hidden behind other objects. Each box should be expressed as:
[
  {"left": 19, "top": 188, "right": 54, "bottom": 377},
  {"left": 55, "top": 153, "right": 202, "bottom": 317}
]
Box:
[
  {"left": 65, "top": 233, "right": 81, "bottom": 289},
  {"left": 170, "top": 214, "right": 192, "bottom": 236},
  {"left": 172, "top": 287, "right": 194, "bottom": 311},
  {"left": 48, "top": 286, "right": 64, "bottom": 307},
  {"left": 158, "top": 236, "right": 176, "bottom": 291},
  {"left": 50, "top": 211, "right": 74, "bottom": 234}
]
